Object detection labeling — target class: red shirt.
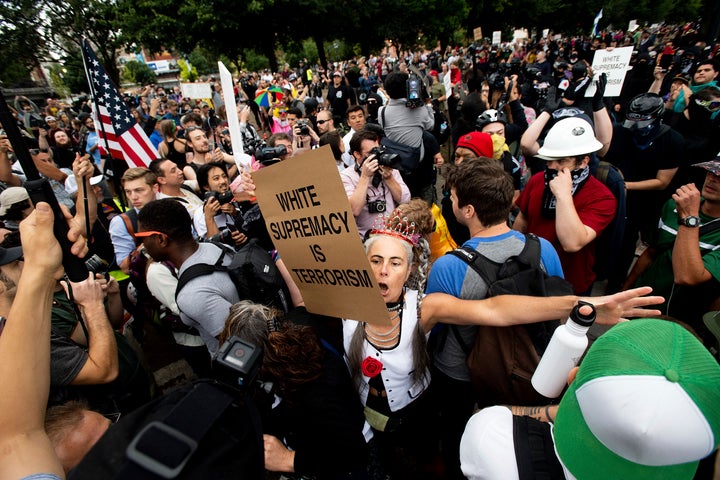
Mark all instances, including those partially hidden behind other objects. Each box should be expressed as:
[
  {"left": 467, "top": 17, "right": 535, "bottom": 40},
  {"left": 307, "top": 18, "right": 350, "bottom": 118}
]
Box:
[{"left": 516, "top": 172, "right": 617, "bottom": 293}]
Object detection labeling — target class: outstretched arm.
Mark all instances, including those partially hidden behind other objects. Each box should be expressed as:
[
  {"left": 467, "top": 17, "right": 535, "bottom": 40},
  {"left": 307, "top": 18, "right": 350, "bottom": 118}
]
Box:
[{"left": 421, "top": 287, "right": 663, "bottom": 333}]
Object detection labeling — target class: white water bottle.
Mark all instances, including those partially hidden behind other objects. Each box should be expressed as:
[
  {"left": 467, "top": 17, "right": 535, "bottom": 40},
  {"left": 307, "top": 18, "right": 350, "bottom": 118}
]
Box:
[{"left": 531, "top": 301, "right": 596, "bottom": 398}]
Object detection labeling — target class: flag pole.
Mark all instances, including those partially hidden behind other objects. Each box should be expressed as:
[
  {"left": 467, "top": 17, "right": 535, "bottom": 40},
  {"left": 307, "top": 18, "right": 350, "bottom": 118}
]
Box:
[{"left": 81, "top": 37, "right": 127, "bottom": 210}]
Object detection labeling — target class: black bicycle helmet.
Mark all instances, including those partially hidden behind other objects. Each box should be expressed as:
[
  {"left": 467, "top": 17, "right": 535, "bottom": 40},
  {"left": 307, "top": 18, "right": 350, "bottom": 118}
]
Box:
[
  {"left": 475, "top": 109, "right": 508, "bottom": 131},
  {"left": 625, "top": 93, "right": 665, "bottom": 129}
]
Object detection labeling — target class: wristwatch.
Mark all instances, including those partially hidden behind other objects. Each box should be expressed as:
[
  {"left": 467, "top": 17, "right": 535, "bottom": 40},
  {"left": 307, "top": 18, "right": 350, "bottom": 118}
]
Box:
[{"left": 678, "top": 215, "right": 700, "bottom": 227}]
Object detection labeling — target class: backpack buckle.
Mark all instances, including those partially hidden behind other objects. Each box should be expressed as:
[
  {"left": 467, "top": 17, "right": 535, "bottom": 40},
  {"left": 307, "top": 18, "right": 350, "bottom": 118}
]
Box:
[{"left": 126, "top": 421, "right": 198, "bottom": 478}]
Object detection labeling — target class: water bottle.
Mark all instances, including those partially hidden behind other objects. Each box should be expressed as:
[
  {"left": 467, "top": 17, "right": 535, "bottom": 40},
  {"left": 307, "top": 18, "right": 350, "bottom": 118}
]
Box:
[{"left": 531, "top": 301, "right": 596, "bottom": 398}]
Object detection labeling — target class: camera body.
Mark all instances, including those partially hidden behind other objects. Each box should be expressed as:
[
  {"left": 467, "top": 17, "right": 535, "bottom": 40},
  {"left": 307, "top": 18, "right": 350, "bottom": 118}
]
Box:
[
  {"left": 254, "top": 144, "right": 288, "bottom": 164},
  {"left": 213, "top": 336, "right": 262, "bottom": 390},
  {"left": 368, "top": 146, "right": 400, "bottom": 169},
  {"left": 367, "top": 199, "right": 387, "bottom": 213},
  {"left": 205, "top": 190, "right": 234, "bottom": 205},
  {"left": 296, "top": 119, "right": 310, "bottom": 136}
]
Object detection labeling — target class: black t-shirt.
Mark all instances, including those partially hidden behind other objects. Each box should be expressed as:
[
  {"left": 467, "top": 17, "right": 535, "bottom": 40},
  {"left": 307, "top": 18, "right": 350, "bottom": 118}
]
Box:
[
  {"left": 327, "top": 84, "right": 352, "bottom": 118},
  {"left": 606, "top": 124, "right": 684, "bottom": 220},
  {"left": 606, "top": 124, "right": 683, "bottom": 182}
]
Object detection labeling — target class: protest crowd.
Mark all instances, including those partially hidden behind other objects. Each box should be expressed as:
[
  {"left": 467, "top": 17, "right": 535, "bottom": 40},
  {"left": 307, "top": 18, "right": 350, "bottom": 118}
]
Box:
[{"left": 2, "top": 20, "right": 720, "bottom": 480}]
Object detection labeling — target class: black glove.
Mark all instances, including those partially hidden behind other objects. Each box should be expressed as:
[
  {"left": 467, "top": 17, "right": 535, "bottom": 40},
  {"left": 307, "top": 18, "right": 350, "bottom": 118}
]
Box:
[
  {"left": 563, "top": 75, "right": 591, "bottom": 102},
  {"left": 592, "top": 73, "right": 607, "bottom": 112},
  {"left": 542, "top": 86, "right": 563, "bottom": 115}
]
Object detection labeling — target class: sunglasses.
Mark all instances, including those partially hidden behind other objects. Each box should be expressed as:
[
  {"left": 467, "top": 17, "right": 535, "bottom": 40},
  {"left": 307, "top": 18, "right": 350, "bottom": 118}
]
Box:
[
  {"left": 134, "top": 230, "right": 166, "bottom": 239},
  {"left": 29, "top": 148, "right": 49, "bottom": 155},
  {"left": 694, "top": 98, "right": 720, "bottom": 112},
  {"left": 185, "top": 126, "right": 204, "bottom": 133},
  {"left": 316, "top": 119, "right": 329, "bottom": 125}
]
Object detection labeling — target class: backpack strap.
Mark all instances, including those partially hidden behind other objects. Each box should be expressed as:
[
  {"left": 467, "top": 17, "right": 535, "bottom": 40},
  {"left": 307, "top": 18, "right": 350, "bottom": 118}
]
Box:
[
  {"left": 446, "top": 245, "right": 504, "bottom": 355},
  {"left": 175, "top": 246, "right": 228, "bottom": 300},
  {"left": 445, "top": 234, "right": 542, "bottom": 355},
  {"left": 121, "top": 209, "right": 140, "bottom": 244},
  {"left": 512, "top": 415, "right": 565, "bottom": 480},
  {"left": 122, "top": 382, "right": 236, "bottom": 478}
]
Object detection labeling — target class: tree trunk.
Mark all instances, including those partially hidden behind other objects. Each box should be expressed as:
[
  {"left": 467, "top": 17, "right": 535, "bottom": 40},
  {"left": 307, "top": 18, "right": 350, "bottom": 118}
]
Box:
[{"left": 314, "top": 35, "right": 327, "bottom": 70}]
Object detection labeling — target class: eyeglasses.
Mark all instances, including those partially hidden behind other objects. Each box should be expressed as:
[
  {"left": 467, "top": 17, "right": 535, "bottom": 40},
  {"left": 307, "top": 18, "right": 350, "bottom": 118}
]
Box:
[
  {"left": 134, "top": 230, "right": 166, "bottom": 239},
  {"left": 694, "top": 98, "right": 720, "bottom": 112},
  {"left": 316, "top": 119, "right": 329, "bottom": 125},
  {"left": 29, "top": 148, "right": 49, "bottom": 155}
]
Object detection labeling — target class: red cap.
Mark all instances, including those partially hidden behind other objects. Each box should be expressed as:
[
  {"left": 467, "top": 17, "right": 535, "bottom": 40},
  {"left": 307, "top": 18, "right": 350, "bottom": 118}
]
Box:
[{"left": 456, "top": 132, "right": 494, "bottom": 158}]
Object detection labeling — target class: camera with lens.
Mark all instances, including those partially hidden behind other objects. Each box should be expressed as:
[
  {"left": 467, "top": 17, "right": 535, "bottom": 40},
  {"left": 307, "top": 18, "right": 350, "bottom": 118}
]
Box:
[
  {"left": 358, "top": 92, "right": 369, "bottom": 105},
  {"left": 368, "top": 146, "right": 400, "bottom": 169},
  {"left": 296, "top": 119, "right": 310, "bottom": 136},
  {"left": 205, "top": 190, "right": 235, "bottom": 205},
  {"left": 209, "top": 227, "right": 234, "bottom": 245},
  {"left": 406, "top": 74, "right": 424, "bottom": 109},
  {"left": 367, "top": 199, "right": 387, "bottom": 214},
  {"left": 253, "top": 144, "right": 288, "bottom": 165},
  {"left": 84, "top": 254, "right": 109, "bottom": 277}
]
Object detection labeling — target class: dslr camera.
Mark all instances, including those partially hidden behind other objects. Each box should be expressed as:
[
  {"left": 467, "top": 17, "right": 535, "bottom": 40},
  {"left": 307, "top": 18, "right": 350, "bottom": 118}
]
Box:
[
  {"left": 205, "top": 190, "right": 234, "bottom": 205},
  {"left": 367, "top": 199, "right": 387, "bottom": 213},
  {"left": 253, "top": 144, "right": 288, "bottom": 165},
  {"left": 296, "top": 119, "right": 310, "bottom": 136},
  {"left": 368, "top": 146, "right": 400, "bottom": 169}
]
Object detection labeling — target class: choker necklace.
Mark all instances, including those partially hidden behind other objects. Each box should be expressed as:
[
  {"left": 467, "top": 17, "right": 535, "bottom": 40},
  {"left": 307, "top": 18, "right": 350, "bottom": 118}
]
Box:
[{"left": 387, "top": 302, "right": 403, "bottom": 312}]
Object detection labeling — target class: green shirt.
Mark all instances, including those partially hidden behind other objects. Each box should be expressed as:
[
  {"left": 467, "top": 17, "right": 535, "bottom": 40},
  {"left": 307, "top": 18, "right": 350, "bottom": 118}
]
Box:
[{"left": 636, "top": 198, "right": 720, "bottom": 311}]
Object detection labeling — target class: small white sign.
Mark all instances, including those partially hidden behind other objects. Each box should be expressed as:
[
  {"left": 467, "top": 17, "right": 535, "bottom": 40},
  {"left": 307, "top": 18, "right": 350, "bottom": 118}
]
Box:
[
  {"left": 586, "top": 47, "right": 634, "bottom": 98},
  {"left": 181, "top": 82, "right": 212, "bottom": 99},
  {"left": 542, "top": 29, "right": 550, "bottom": 39},
  {"left": 628, "top": 20, "right": 638, "bottom": 32},
  {"left": 492, "top": 31, "right": 502, "bottom": 45}
]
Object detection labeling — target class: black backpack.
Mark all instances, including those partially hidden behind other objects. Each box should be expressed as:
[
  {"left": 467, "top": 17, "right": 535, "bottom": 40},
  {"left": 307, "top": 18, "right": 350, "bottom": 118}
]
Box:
[
  {"left": 176, "top": 240, "right": 290, "bottom": 313},
  {"left": 446, "top": 234, "right": 574, "bottom": 406},
  {"left": 69, "top": 381, "right": 264, "bottom": 479}
]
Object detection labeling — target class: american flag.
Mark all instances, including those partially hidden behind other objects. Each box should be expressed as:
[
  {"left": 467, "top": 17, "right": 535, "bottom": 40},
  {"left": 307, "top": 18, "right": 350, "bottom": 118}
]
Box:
[{"left": 82, "top": 39, "right": 157, "bottom": 167}]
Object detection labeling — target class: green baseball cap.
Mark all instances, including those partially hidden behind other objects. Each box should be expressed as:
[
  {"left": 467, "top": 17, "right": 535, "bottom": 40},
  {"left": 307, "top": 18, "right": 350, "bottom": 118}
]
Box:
[{"left": 554, "top": 319, "right": 720, "bottom": 480}]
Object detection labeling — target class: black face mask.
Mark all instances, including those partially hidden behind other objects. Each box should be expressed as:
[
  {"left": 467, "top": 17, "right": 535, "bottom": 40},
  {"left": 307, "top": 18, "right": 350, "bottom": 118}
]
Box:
[
  {"left": 541, "top": 165, "right": 591, "bottom": 219},
  {"left": 629, "top": 121, "right": 662, "bottom": 149},
  {"left": 687, "top": 99, "right": 714, "bottom": 124}
]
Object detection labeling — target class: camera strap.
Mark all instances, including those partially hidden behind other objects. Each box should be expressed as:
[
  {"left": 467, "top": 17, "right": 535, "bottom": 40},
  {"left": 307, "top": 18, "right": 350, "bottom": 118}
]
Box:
[{"left": 365, "top": 178, "right": 387, "bottom": 204}]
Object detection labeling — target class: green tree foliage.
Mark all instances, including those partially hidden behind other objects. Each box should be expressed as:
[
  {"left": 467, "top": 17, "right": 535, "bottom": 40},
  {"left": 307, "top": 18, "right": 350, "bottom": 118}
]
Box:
[
  {"left": 122, "top": 60, "right": 157, "bottom": 85},
  {"left": 188, "top": 47, "right": 213, "bottom": 76},
  {"left": 0, "top": 0, "right": 46, "bottom": 86},
  {"left": 178, "top": 59, "right": 198, "bottom": 82}
]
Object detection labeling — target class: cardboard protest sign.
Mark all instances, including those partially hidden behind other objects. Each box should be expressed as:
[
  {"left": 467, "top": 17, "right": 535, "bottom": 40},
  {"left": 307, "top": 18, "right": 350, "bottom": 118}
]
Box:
[
  {"left": 492, "top": 31, "right": 502, "bottom": 45},
  {"left": 181, "top": 83, "right": 212, "bottom": 99},
  {"left": 585, "top": 47, "right": 633, "bottom": 97},
  {"left": 473, "top": 27, "right": 483, "bottom": 41},
  {"left": 253, "top": 147, "right": 390, "bottom": 325}
]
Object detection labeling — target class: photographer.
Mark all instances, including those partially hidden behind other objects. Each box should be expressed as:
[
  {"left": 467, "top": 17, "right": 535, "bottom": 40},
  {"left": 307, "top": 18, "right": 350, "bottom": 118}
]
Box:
[
  {"left": 193, "top": 162, "right": 247, "bottom": 248},
  {"left": 340, "top": 129, "right": 410, "bottom": 238},
  {"left": 378, "top": 72, "right": 436, "bottom": 201},
  {"left": 291, "top": 115, "right": 320, "bottom": 156}
]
